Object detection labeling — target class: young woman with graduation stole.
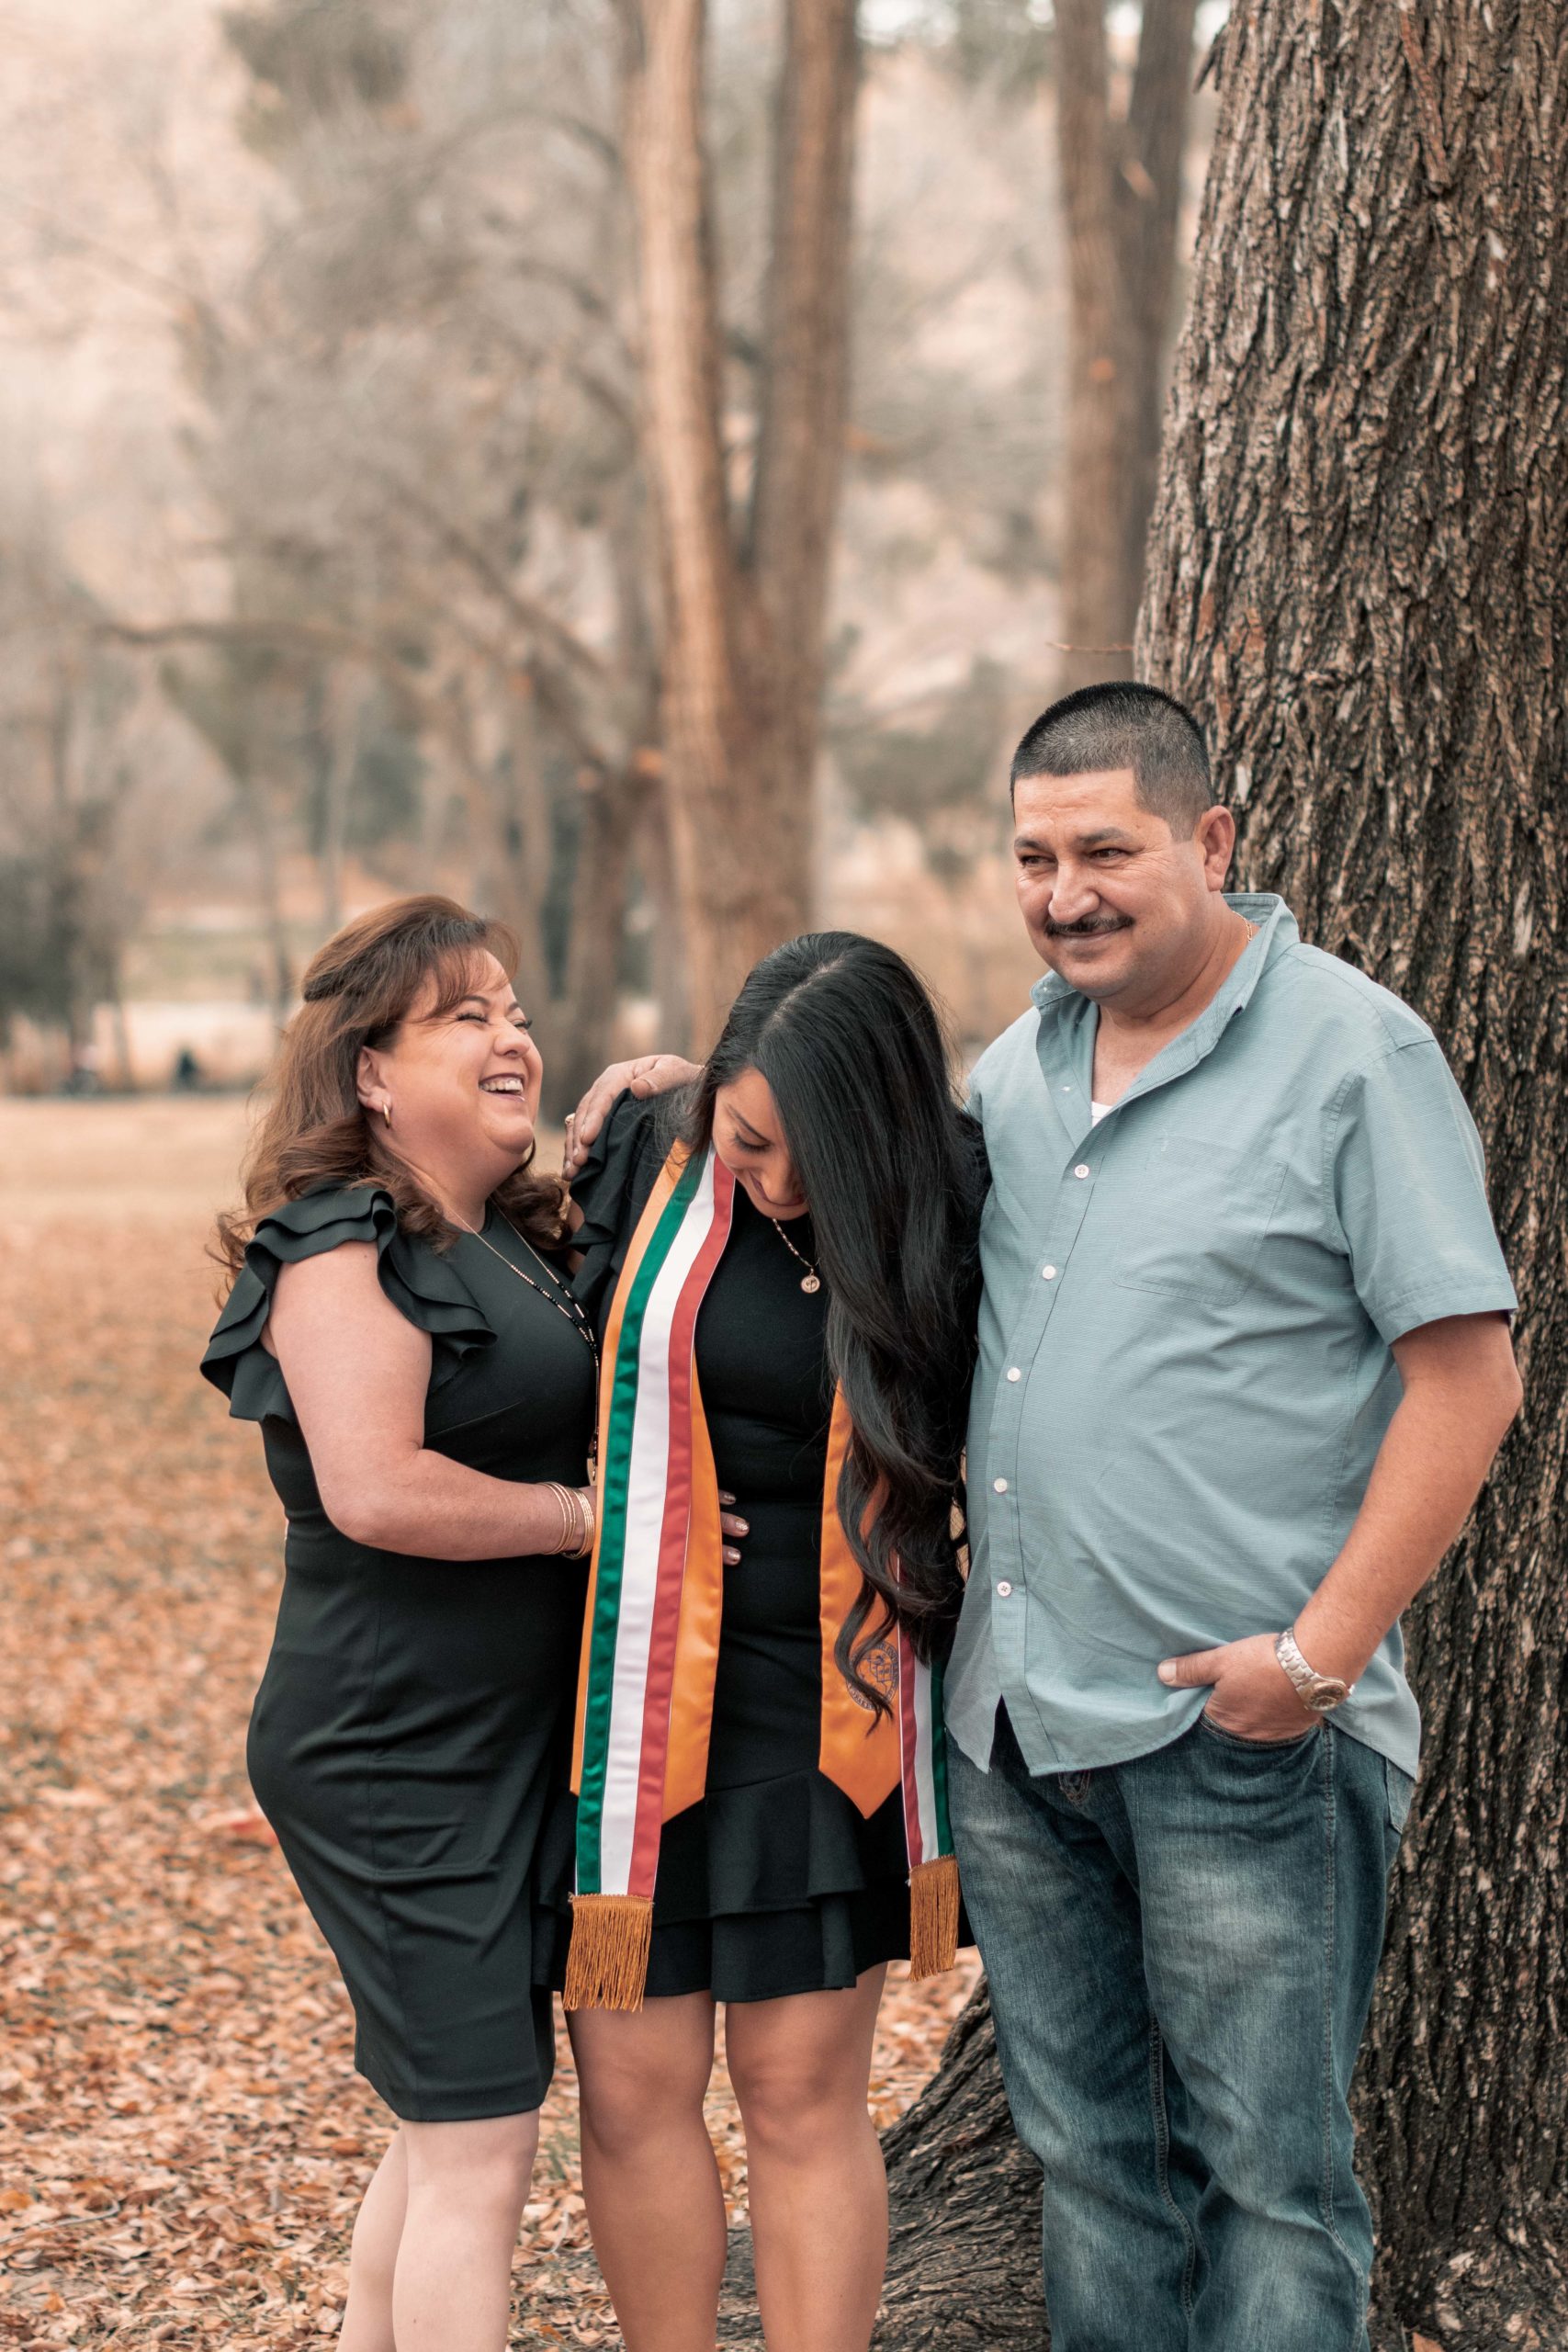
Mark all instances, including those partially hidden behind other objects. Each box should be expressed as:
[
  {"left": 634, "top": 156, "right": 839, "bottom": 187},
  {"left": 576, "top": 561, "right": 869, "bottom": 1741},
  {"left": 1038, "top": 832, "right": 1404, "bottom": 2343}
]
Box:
[{"left": 558, "top": 932, "right": 987, "bottom": 2352}]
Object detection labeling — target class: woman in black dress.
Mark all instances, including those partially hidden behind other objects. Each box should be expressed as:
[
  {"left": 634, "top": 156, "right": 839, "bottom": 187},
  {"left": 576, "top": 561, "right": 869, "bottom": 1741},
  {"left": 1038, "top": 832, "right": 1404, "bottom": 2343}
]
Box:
[
  {"left": 200, "top": 896, "right": 646, "bottom": 2352},
  {"left": 560, "top": 934, "right": 986, "bottom": 2352}
]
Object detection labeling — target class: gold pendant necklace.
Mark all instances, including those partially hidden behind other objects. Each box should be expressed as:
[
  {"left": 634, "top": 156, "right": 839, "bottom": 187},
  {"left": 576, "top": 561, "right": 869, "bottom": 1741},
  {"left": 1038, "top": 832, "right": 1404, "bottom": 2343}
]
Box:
[{"left": 769, "top": 1215, "right": 822, "bottom": 1295}]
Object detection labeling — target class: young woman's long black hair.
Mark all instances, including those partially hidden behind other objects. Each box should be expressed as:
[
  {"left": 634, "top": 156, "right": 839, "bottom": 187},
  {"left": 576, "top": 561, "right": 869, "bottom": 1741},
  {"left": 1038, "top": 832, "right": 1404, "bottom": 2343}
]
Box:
[{"left": 684, "top": 932, "right": 986, "bottom": 1713}]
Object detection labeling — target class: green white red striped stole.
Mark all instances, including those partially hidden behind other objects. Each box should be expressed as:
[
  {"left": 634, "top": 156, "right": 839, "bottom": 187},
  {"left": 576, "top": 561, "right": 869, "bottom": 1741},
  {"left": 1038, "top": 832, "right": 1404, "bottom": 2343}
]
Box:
[{"left": 565, "top": 1139, "right": 959, "bottom": 2011}]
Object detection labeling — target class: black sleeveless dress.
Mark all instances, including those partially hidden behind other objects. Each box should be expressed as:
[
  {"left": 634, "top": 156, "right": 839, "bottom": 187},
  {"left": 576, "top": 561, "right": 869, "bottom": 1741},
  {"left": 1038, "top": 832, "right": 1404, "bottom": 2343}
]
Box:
[
  {"left": 562, "top": 1097, "right": 920, "bottom": 2004},
  {"left": 200, "top": 1183, "right": 594, "bottom": 2120}
]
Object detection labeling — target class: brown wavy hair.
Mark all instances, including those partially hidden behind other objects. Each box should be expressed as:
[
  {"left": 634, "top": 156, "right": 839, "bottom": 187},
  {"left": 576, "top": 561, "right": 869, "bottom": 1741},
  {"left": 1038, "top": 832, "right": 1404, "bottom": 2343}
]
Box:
[{"left": 215, "top": 894, "right": 565, "bottom": 1283}]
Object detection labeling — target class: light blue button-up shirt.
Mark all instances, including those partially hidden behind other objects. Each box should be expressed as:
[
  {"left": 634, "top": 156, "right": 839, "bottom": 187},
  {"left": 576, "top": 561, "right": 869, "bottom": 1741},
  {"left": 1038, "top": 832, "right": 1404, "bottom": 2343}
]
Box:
[{"left": 945, "top": 894, "right": 1517, "bottom": 1780}]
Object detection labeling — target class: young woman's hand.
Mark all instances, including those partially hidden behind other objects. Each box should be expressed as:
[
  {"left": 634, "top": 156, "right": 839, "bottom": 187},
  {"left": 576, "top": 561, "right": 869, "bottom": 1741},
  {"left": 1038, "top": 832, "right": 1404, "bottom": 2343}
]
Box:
[
  {"left": 720, "top": 1492, "right": 750, "bottom": 1567},
  {"left": 562, "top": 1055, "right": 702, "bottom": 1178}
]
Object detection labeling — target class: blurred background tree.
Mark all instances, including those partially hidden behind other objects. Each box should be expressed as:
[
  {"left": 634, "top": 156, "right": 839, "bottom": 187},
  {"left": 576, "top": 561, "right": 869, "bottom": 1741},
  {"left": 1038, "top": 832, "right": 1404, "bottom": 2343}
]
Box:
[
  {"left": 1, "top": 0, "right": 1155, "bottom": 1096},
  {"left": 1052, "top": 0, "right": 1199, "bottom": 690},
  {"left": 0, "top": 506, "right": 155, "bottom": 1085},
  {"left": 617, "top": 0, "right": 860, "bottom": 1045}
]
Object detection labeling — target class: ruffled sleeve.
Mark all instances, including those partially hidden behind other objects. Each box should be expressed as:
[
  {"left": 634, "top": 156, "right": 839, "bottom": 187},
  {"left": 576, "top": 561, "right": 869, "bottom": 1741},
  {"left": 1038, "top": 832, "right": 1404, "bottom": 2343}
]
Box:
[
  {"left": 570, "top": 1091, "right": 682, "bottom": 1334},
  {"left": 200, "top": 1183, "right": 495, "bottom": 1426}
]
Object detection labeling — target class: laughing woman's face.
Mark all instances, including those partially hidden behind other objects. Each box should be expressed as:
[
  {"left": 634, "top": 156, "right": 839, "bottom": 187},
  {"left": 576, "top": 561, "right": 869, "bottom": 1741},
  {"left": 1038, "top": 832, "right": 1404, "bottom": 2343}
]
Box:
[
  {"left": 712, "top": 1066, "right": 810, "bottom": 1222},
  {"left": 357, "top": 952, "right": 543, "bottom": 1196}
]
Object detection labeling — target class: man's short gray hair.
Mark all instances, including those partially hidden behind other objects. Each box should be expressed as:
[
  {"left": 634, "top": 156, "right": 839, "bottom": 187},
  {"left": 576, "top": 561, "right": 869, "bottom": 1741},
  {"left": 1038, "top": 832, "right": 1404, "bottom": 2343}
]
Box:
[{"left": 1010, "top": 683, "right": 1213, "bottom": 834}]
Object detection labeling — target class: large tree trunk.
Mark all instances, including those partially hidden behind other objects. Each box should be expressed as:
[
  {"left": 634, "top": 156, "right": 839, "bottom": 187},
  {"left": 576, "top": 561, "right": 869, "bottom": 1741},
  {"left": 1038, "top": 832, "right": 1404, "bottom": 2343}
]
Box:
[
  {"left": 619, "top": 0, "right": 858, "bottom": 1047},
  {"left": 874, "top": 6, "right": 1568, "bottom": 2347},
  {"left": 874, "top": 1986, "right": 1046, "bottom": 2348},
  {"left": 1053, "top": 0, "right": 1198, "bottom": 696}
]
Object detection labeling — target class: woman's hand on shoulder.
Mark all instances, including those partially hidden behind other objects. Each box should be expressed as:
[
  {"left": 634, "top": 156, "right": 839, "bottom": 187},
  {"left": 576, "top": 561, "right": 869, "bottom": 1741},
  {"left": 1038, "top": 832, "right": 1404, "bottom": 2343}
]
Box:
[
  {"left": 562, "top": 1054, "right": 701, "bottom": 1179},
  {"left": 268, "top": 1245, "right": 434, "bottom": 1546}
]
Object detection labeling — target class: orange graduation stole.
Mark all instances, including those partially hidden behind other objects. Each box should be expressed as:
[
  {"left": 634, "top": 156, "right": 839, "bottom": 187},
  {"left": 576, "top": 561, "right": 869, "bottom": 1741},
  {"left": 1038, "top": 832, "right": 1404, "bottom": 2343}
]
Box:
[{"left": 564, "top": 1141, "right": 959, "bottom": 2011}]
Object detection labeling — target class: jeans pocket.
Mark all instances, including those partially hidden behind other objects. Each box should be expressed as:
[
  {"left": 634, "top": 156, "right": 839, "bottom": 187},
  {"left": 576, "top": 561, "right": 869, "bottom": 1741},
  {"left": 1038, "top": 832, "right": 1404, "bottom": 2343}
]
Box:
[
  {"left": 1197, "top": 1710, "right": 1321, "bottom": 1754},
  {"left": 1384, "top": 1758, "right": 1416, "bottom": 1835}
]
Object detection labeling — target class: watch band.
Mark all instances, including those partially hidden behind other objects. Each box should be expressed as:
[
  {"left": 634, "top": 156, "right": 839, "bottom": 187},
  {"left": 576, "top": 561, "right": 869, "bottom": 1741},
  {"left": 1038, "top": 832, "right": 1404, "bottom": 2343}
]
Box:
[{"left": 1275, "top": 1627, "right": 1354, "bottom": 1713}]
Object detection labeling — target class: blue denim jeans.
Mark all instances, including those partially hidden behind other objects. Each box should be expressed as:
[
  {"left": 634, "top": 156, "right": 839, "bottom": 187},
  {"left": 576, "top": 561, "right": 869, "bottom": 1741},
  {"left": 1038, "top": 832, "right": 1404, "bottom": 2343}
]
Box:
[{"left": 949, "top": 1707, "right": 1415, "bottom": 2352}]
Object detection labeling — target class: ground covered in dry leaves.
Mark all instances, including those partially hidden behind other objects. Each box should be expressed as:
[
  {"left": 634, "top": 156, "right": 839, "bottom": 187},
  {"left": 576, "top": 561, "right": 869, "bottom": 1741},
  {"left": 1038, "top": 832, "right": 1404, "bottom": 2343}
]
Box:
[{"left": 0, "top": 1101, "right": 978, "bottom": 2350}]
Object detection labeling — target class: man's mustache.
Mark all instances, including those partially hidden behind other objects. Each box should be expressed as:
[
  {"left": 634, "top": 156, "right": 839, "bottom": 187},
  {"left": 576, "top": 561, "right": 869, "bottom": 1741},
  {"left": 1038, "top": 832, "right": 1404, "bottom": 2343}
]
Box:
[{"left": 1043, "top": 914, "right": 1134, "bottom": 939}]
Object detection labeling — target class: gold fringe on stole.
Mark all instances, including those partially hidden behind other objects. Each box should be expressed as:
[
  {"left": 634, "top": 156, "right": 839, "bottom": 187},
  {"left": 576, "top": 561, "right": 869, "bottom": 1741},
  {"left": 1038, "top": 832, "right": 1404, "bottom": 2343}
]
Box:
[
  {"left": 908, "top": 1854, "right": 961, "bottom": 1980},
  {"left": 563, "top": 1894, "right": 654, "bottom": 2011}
]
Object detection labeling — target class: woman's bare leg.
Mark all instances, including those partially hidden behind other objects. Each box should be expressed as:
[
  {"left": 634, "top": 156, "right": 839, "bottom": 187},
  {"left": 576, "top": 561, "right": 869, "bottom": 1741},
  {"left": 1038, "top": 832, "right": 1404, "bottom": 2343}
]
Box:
[
  {"left": 339, "top": 2131, "right": 407, "bottom": 2352},
  {"left": 725, "top": 1968, "right": 888, "bottom": 2352},
  {"left": 389, "top": 2110, "right": 538, "bottom": 2351},
  {"left": 570, "top": 1993, "right": 727, "bottom": 2351}
]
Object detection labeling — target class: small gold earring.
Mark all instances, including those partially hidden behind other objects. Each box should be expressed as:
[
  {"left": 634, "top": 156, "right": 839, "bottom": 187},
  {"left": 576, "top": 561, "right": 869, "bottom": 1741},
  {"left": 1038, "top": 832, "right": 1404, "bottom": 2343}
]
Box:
[{"left": 381, "top": 1100, "right": 392, "bottom": 1126}]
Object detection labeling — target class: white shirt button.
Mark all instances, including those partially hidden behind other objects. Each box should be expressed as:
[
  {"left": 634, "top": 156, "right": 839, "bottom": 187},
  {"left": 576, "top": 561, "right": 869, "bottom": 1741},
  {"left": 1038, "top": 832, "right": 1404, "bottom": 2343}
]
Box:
[
  {"left": 996, "top": 1581, "right": 1013, "bottom": 1598},
  {"left": 1074, "top": 1164, "right": 1090, "bottom": 1180},
  {"left": 993, "top": 1477, "right": 1009, "bottom": 1493},
  {"left": 1007, "top": 1366, "right": 1021, "bottom": 1382},
  {"left": 1042, "top": 1265, "right": 1057, "bottom": 1281}
]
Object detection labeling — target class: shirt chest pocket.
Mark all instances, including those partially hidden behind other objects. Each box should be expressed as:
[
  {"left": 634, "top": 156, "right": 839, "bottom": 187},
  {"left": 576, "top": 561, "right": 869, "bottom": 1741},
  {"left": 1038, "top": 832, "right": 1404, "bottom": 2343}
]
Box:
[{"left": 1112, "top": 1135, "right": 1288, "bottom": 1307}]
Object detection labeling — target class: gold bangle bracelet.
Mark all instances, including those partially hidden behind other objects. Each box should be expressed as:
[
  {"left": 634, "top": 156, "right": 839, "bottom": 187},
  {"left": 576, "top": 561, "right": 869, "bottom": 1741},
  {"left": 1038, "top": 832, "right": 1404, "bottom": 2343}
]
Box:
[{"left": 541, "top": 1482, "right": 592, "bottom": 1557}]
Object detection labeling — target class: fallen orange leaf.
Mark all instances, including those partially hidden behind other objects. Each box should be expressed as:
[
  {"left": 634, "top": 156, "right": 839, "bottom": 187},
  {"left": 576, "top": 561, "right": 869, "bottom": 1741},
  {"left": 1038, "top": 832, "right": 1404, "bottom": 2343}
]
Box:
[{"left": 200, "top": 1807, "right": 280, "bottom": 1846}]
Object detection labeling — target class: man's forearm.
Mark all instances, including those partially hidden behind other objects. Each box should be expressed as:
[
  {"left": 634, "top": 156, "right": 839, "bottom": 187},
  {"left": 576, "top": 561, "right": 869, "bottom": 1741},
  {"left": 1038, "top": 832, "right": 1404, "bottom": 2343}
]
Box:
[{"left": 1295, "top": 1328, "right": 1520, "bottom": 1685}]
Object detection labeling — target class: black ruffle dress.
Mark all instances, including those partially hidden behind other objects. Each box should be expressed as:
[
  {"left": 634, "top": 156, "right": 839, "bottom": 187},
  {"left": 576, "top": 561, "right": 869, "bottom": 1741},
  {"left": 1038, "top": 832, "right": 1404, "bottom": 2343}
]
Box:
[
  {"left": 200, "top": 1184, "right": 594, "bottom": 2120},
  {"left": 563, "top": 1096, "right": 918, "bottom": 2004}
]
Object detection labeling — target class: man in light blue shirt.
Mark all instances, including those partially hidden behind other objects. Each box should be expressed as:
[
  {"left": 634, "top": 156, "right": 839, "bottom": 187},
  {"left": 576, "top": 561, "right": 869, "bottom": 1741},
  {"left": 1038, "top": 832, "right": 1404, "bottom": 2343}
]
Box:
[{"left": 947, "top": 683, "right": 1519, "bottom": 2352}]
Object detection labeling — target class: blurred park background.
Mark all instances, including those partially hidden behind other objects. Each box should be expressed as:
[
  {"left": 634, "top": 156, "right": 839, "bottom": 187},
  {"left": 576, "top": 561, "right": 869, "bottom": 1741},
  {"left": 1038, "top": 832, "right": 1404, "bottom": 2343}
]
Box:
[{"left": 0, "top": 0, "right": 1220, "bottom": 1109}]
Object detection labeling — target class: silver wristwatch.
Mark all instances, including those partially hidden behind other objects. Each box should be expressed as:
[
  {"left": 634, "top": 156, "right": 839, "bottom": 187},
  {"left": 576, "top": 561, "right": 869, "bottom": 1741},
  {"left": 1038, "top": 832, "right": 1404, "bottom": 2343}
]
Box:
[{"left": 1275, "top": 1627, "right": 1354, "bottom": 1714}]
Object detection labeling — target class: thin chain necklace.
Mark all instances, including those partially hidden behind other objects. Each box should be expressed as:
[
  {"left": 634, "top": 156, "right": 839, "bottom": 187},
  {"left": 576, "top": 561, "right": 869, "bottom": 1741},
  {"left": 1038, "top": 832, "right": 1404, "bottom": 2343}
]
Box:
[
  {"left": 768, "top": 1214, "right": 823, "bottom": 1295},
  {"left": 452, "top": 1208, "right": 601, "bottom": 1476}
]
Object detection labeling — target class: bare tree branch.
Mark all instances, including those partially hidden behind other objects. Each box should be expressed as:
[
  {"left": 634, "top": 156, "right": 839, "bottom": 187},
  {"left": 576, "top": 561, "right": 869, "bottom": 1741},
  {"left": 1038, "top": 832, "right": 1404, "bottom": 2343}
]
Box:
[{"left": 361, "top": 461, "right": 609, "bottom": 683}]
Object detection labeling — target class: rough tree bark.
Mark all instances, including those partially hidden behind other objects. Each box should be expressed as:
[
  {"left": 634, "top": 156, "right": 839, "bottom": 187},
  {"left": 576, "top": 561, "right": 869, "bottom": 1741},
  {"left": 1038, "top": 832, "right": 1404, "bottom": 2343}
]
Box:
[
  {"left": 859, "top": 6, "right": 1568, "bottom": 2348},
  {"left": 617, "top": 0, "right": 859, "bottom": 1047},
  {"left": 1053, "top": 0, "right": 1198, "bottom": 695}
]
